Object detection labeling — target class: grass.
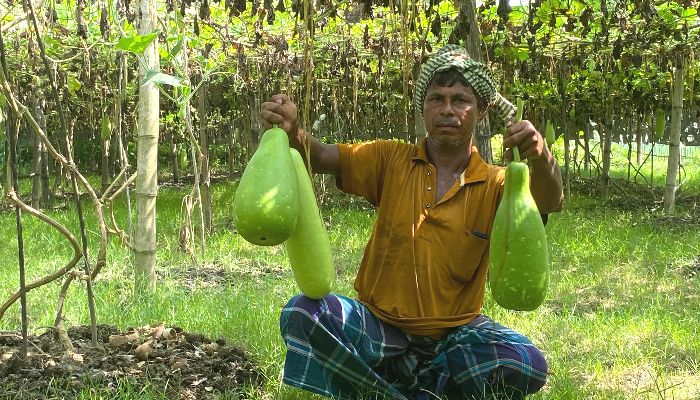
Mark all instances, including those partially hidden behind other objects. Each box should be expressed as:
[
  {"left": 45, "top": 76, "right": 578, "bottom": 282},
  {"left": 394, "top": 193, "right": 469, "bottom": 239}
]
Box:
[{"left": 0, "top": 149, "right": 699, "bottom": 399}]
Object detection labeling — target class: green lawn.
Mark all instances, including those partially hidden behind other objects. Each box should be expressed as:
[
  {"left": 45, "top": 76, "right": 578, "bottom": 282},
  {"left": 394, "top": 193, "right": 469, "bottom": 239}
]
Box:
[{"left": 0, "top": 152, "right": 699, "bottom": 399}]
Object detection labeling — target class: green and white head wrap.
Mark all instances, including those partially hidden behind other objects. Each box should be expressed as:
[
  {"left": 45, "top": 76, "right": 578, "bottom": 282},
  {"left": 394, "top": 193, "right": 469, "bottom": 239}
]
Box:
[{"left": 414, "top": 44, "right": 516, "bottom": 122}]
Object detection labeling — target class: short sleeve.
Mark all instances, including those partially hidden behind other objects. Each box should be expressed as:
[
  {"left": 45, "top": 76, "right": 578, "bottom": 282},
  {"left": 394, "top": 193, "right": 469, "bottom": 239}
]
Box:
[{"left": 336, "top": 140, "right": 397, "bottom": 206}]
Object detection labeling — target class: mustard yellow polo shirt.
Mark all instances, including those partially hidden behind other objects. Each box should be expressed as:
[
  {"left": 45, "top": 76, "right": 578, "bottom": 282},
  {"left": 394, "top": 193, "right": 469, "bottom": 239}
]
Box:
[{"left": 337, "top": 138, "right": 505, "bottom": 337}]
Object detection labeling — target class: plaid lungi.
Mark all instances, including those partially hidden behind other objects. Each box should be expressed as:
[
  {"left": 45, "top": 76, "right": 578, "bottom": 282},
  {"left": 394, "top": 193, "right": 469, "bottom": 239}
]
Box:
[{"left": 280, "top": 294, "right": 547, "bottom": 400}]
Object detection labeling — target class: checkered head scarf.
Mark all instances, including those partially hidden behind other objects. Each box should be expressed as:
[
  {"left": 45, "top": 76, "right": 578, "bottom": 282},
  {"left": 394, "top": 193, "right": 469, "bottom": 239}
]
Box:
[{"left": 414, "top": 44, "right": 516, "bottom": 122}]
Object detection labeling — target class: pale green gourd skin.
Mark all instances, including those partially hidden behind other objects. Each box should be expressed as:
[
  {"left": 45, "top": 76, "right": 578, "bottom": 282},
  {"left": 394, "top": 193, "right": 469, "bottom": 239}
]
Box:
[
  {"left": 233, "top": 128, "right": 299, "bottom": 246},
  {"left": 284, "top": 149, "right": 335, "bottom": 299},
  {"left": 488, "top": 162, "right": 549, "bottom": 311}
]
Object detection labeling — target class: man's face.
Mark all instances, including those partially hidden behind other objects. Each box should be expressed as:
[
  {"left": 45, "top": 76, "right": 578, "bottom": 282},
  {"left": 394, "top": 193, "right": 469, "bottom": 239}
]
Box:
[{"left": 423, "top": 80, "right": 485, "bottom": 147}]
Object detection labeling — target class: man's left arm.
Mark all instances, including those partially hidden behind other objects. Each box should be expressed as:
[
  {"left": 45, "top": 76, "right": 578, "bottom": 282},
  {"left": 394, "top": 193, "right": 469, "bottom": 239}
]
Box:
[
  {"left": 528, "top": 145, "right": 563, "bottom": 213},
  {"left": 502, "top": 119, "right": 564, "bottom": 214}
]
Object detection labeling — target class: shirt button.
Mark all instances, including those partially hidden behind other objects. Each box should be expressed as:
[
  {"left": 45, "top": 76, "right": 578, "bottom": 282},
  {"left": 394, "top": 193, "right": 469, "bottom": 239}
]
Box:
[
  {"left": 425, "top": 203, "right": 431, "bottom": 208},
  {"left": 427, "top": 171, "right": 432, "bottom": 176},
  {"left": 426, "top": 186, "right": 432, "bottom": 191}
]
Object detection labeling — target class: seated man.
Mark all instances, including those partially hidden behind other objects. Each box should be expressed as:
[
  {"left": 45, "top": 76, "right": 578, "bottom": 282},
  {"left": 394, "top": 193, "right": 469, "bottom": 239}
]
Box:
[{"left": 260, "top": 45, "right": 564, "bottom": 400}]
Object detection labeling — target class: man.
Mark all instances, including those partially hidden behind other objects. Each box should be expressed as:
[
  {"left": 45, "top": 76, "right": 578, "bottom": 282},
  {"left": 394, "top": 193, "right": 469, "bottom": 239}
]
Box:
[{"left": 260, "top": 45, "right": 563, "bottom": 400}]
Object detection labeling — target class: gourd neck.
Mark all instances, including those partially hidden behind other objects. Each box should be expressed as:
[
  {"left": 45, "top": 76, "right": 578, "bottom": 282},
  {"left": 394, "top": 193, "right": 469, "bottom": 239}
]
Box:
[{"left": 503, "top": 161, "right": 530, "bottom": 197}]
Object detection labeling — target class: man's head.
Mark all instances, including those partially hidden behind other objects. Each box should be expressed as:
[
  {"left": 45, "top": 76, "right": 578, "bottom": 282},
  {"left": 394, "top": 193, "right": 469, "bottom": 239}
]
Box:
[
  {"left": 429, "top": 68, "right": 488, "bottom": 113},
  {"left": 414, "top": 45, "right": 515, "bottom": 123},
  {"left": 422, "top": 69, "right": 486, "bottom": 147}
]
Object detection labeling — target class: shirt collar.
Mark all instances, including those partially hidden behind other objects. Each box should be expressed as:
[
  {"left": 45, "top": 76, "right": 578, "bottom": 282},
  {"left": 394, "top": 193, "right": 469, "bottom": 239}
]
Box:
[{"left": 412, "top": 138, "right": 490, "bottom": 186}]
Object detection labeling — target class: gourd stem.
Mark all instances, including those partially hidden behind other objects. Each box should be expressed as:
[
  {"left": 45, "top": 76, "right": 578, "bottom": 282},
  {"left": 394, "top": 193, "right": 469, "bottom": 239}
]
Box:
[{"left": 513, "top": 98, "right": 524, "bottom": 163}]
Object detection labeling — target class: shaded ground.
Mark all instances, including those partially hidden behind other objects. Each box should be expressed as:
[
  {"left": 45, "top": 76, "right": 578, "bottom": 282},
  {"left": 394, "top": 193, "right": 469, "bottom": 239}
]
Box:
[{"left": 0, "top": 324, "right": 263, "bottom": 399}]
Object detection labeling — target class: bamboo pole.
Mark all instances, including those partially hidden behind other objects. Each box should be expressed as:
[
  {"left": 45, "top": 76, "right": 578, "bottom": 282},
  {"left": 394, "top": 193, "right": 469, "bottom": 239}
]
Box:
[{"left": 664, "top": 59, "right": 685, "bottom": 214}]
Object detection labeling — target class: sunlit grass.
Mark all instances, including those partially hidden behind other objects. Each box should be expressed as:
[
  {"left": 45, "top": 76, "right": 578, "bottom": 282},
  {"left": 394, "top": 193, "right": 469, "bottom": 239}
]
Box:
[{"left": 1, "top": 158, "right": 699, "bottom": 399}]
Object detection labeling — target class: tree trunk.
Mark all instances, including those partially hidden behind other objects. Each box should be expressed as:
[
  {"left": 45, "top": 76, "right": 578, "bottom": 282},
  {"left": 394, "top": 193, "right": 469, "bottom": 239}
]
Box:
[
  {"left": 248, "top": 91, "right": 260, "bottom": 157},
  {"left": 100, "top": 129, "right": 110, "bottom": 194},
  {"left": 636, "top": 111, "right": 644, "bottom": 166},
  {"left": 134, "top": 0, "right": 159, "bottom": 293},
  {"left": 601, "top": 122, "right": 611, "bottom": 201},
  {"left": 569, "top": 127, "right": 585, "bottom": 175},
  {"left": 399, "top": 0, "right": 411, "bottom": 143},
  {"left": 198, "top": 76, "right": 212, "bottom": 233},
  {"left": 650, "top": 113, "right": 655, "bottom": 194},
  {"left": 228, "top": 122, "right": 237, "bottom": 179},
  {"left": 172, "top": 132, "right": 180, "bottom": 184},
  {"left": 584, "top": 124, "right": 591, "bottom": 176},
  {"left": 40, "top": 139, "right": 49, "bottom": 203},
  {"left": 455, "top": 0, "right": 493, "bottom": 163},
  {"left": 626, "top": 114, "right": 633, "bottom": 181},
  {"left": 563, "top": 116, "right": 571, "bottom": 200},
  {"left": 558, "top": 71, "right": 570, "bottom": 199},
  {"left": 664, "top": 61, "right": 685, "bottom": 215}
]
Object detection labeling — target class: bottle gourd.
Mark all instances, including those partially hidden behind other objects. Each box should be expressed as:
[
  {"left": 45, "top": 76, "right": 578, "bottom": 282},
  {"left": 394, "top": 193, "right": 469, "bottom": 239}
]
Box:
[
  {"left": 544, "top": 120, "right": 555, "bottom": 146},
  {"left": 488, "top": 100, "right": 549, "bottom": 311},
  {"left": 233, "top": 127, "right": 299, "bottom": 246},
  {"left": 284, "top": 148, "right": 335, "bottom": 299}
]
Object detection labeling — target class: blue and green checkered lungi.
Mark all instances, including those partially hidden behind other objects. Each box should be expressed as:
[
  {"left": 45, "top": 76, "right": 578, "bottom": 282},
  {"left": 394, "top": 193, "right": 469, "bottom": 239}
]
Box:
[{"left": 280, "top": 294, "right": 547, "bottom": 400}]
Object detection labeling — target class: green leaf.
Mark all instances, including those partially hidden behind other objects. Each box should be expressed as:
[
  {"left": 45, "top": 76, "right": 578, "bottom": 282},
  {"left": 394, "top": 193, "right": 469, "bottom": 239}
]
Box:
[
  {"left": 178, "top": 103, "right": 186, "bottom": 120},
  {"left": 116, "top": 33, "right": 158, "bottom": 54},
  {"left": 517, "top": 48, "right": 530, "bottom": 62},
  {"left": 181, "top": 85, "right": 191, "bottom": 100},
  {"left": 122, "top": 20, "right": 135, "bottom": 35},
  {"left": 142, "top": 70, "right": 183, "bottom": 87},
  {"left": 171, "top": 38, "right": 184, "bottom": 57},
  {"left": 159, "top": 48, "right": 172, "bottom": 61},
  {"left": 178, "top": 146, "right": 189, "bottom": 170},
  {"left": 681, "top": 7, "right": 697, "bottom": 19},
  {"left": 587, "top": 59, "right": 597, "bottom": 73},
  {"left": 66, "top": 75, "right": 82, "bottom": 95},
  {"left": 101, "top": 114, "right": 112, "bottom": 141},
  {"left": 655, "top": 109, "right": 666, "bottom": 139},
  {"left": 545, "top": 120, "right": 556, "bottom": 145}
]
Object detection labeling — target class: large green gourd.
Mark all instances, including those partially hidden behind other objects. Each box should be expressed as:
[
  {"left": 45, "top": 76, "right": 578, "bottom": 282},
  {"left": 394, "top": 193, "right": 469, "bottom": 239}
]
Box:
[
  {"left": 233, "top": 127, "right": 299, "bottom": 246},
  {"left": 284, "top": 148, "right": 335, "bottom": 299},
  {"left": 654, "top": 109, "right": 666, "bottom": 140},
  {"left": 488, "top": 161, "right": 549, "bottom": 311},
  {"left": 488, "top": 98, "right": 549, "bottom": 311}
]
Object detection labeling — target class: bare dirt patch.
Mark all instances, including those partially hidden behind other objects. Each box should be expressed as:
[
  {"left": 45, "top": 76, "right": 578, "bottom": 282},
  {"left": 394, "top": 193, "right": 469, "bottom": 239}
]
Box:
[
  {"left": 163, "top": 261, "right": 287, "bottom": 292},
  {"left": 0, "top": 323, "right": 263, "bottom": 399}
]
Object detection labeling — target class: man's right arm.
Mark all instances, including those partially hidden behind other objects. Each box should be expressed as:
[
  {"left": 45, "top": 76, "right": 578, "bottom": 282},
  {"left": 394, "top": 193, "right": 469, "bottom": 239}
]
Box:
[{"left": 260, "top": 94, "right": 340, "bottom": 176}]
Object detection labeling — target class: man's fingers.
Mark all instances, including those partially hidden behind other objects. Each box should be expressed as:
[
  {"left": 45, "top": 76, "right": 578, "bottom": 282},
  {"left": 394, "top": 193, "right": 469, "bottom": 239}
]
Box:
[
  {"left": 261, "top": 101, "right": 286, "bottom": 116},
  {"left": 502, "top": 129, "right": 527, "bottom": 148},
  {"left": 261, "top": 94, "right": 298, "bottom": 135},
  {"left": 270, "top": 93, "right": 290, "bottom": 105},
  {"left": 260, "top": 108, "right": 285, "bottom": 127},
  {"left": 519, "top": 147, "right": 537, "bottom": 160}
]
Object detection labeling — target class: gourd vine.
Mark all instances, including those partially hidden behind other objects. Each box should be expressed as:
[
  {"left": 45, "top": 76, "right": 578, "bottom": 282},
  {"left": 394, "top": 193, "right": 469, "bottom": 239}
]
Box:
[{"left": 513, "top": 97, "right": 524, "bottom": 163}]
